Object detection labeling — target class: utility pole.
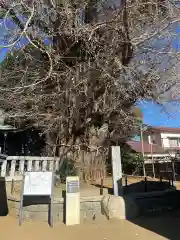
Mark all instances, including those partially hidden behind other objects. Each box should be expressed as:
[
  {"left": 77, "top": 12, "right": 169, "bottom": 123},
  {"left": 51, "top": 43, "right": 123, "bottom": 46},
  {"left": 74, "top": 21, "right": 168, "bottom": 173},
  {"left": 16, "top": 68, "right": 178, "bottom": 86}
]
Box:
[
  {"left": 150, "top": 142, "right": 155, "bottom": 178},
  {"left": 140, "top": 121, "right": 146, "bottom": 176}
]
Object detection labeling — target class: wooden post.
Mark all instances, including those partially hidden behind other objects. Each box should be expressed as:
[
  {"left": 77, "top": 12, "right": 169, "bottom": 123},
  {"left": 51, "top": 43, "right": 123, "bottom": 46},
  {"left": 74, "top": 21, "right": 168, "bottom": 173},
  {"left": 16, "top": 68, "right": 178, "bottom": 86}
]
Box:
[
  {"left": 171, "top": 174, "right": 174, "bottom": 187},
  {"left": 124, "top": 175, "right": 128, "bottom": 194},
  {"left": 168, "top": 177, "right": 171, "bottom": 186},
  {"left": 172, "top": 161, "right": 176, "bottom": 182},
  {"left": 144, "top": 177, "right": 147, "bottom": 192},
  {"left": 125, "top": 175, "right": 128, "bottom": 187},
  {"left": 11, "top": 179, "right": 14, "bottom": 195},
  {"left": 111, "top": 146, "right": 123, "bottom": 196},
  {"left": 100, "top": 178, "right": 103, "bottom": 195}
]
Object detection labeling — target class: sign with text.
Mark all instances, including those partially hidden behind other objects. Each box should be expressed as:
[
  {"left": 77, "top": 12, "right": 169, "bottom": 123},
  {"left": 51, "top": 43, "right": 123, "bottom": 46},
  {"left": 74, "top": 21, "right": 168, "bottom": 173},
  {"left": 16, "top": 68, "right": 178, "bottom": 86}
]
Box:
[
  {"left": 23, "top": 171, "right": 53, "bottom": 196},
  {"left": 19, "top": 171, "right": 54, "bottom": 227},
  {"left": 67, "top": 179, "right": 80, "bottom": 193}
]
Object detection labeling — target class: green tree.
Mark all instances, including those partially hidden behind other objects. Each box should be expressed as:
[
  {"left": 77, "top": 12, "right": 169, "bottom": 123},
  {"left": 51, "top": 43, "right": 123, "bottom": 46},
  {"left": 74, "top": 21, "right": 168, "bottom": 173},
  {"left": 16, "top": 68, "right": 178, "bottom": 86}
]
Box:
[{"left": 121, "top": 143, "right": 143, "bottom": 175}]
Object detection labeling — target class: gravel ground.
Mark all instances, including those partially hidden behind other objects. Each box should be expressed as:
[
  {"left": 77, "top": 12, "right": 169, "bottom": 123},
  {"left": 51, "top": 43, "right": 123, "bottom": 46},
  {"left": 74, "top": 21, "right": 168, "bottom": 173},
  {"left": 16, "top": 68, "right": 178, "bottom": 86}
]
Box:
[{"left": 0, "top": 216, "right": 167, "bottom": 240}]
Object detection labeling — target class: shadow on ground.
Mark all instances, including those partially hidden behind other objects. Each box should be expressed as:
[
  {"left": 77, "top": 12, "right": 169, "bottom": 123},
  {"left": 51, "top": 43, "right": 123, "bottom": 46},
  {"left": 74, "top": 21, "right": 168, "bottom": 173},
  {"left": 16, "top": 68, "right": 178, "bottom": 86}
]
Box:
[
  {"left": 94, "top": 179, "right": 172, "bottom": 195},
  {"left": 132, "top": 210, "right": 180, "bottom": 240},
  {"left": 96, "top": 179, "right": 180, "bottom": 239},
  {"left": 130, "top": 189, "right": 180, "bottom": 240}
]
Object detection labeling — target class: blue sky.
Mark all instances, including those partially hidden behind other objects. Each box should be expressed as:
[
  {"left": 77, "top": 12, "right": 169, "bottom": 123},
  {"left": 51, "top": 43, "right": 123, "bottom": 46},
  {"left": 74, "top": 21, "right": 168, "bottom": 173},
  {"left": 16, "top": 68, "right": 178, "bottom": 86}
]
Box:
[
  {"left": 137, "top": 100, "right": 180, "bottom": 127},
  {"left": 0, "top": 16, "right": 50, "bottom": 62},
  {"left": 1, "top": 15, "right": 180, "bottom": 128},
  {"left": 136, "top": 21, "right": 180, "bottom": 128}
]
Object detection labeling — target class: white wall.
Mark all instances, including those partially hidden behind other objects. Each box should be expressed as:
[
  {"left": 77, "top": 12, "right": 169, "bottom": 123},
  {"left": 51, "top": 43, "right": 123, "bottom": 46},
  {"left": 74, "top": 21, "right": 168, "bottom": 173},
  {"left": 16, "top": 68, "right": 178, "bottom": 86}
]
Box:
[{"left": 161, "top": 133, "right": 180, "bottom": 148}]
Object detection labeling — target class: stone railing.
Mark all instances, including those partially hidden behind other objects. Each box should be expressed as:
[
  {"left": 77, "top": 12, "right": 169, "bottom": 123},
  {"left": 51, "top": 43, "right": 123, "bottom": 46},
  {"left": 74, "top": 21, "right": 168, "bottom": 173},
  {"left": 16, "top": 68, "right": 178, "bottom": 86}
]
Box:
[
  {"left": 0, "top": 154, "right": 106, "bottom": 182},
  {"left": 0, "top": 155, "right": 60, "bottom": 181}
]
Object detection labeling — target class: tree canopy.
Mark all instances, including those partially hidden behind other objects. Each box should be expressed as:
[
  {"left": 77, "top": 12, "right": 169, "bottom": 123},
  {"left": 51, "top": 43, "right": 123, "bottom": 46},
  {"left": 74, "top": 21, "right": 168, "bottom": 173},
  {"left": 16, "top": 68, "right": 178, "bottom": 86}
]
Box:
[{"left": 0, "top": 0, "right": 179, "bottom": 155}]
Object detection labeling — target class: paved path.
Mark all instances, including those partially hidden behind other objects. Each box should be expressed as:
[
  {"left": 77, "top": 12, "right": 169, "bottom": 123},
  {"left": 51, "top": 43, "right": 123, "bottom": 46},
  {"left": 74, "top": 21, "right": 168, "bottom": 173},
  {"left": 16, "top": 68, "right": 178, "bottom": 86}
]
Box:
[{"left": 0, "top": 216, "right": 166, "bottom": 240}]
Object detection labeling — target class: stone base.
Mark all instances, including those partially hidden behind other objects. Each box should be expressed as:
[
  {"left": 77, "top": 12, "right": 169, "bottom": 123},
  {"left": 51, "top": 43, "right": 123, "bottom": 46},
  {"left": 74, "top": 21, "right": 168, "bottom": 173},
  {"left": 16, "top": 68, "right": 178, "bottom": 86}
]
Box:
[
  {"left": 101, "top": 195, "right": 138, "bottom": 220},
  {"left": 7, "top": 196, "right": 107, "bottom": 223}
]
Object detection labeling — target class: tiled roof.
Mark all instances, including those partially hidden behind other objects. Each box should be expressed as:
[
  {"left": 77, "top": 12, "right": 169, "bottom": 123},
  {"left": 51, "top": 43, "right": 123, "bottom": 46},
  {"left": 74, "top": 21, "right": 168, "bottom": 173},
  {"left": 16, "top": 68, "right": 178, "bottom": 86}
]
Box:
[
  {"left": 147, "top": 126, "right": 180, "bottom": 133},
  {"left": 127, "top": 140, "right": 166, "bottom": 154}
]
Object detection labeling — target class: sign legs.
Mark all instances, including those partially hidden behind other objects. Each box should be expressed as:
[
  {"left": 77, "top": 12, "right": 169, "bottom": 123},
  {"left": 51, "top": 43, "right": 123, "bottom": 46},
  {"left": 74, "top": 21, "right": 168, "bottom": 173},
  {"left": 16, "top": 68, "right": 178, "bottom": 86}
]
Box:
[
  {"left": 48, "top": 196, "right": 53, "bottom": 227},
  {"left": 19, "top": 195, "right": 23, "bottom": 226},
  {"left": 19, "top": 176, "right": 25, "bottom": 226}
]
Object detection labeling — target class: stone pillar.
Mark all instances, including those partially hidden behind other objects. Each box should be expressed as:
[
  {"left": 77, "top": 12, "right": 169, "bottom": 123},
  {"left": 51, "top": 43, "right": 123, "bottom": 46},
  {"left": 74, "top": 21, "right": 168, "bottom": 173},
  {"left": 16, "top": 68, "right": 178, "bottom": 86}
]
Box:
[
  {"left": 66, "top": 176, "right": 80, "bottom": 225},
  {"left": 111, "top": 146, "right": 123, "bottom": 196}
]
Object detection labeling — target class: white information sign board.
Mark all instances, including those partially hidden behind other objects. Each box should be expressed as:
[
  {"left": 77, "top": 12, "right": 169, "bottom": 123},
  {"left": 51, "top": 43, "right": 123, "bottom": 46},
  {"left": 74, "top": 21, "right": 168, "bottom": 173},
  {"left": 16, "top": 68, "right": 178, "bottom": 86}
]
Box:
[
  {"left": 19, "top": 171, "right": 54, "bottom": 227},
  {"left": 23, "top": 172, "right": 53, "bottom": 196}
]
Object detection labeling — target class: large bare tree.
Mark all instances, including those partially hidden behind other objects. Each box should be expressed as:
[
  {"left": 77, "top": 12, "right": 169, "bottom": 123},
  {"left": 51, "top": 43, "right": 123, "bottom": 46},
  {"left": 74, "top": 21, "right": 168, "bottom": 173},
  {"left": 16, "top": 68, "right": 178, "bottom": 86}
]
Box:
[{"left": 0, "top": 0, "right": 179, "bottom": 171}]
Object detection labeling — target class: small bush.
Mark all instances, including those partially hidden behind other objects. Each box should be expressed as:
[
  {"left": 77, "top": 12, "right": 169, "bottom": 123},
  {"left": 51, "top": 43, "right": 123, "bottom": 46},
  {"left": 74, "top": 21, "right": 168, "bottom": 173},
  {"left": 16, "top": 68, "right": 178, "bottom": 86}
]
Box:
[{"left": 56, "top": 158, "right": 76, "bottom": 183}]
